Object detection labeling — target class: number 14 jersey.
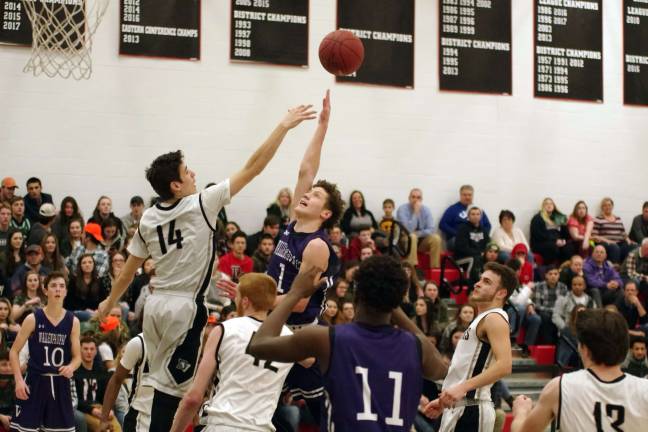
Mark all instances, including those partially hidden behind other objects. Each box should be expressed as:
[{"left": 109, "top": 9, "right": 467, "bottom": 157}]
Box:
[{"left": 128, "top": 180, "right": 230, "bottom": 297}]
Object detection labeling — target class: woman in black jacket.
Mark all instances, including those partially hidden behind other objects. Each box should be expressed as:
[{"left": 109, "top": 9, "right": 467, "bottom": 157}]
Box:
[{"left": 530, "top": 197, "right": 574, "bottom": 264}]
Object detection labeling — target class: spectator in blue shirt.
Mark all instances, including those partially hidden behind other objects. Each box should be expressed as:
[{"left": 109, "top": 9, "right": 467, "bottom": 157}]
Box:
[
  {"left": 439, "top": 185, "right": 491, "bottom": 250},
  {"left": 396, "top": 188, "right": 442, "bottom": 269}
]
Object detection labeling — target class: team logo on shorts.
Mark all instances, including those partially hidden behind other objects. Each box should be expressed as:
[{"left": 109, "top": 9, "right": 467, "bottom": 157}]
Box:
[{"left": 176, "top": 358, "right": 191, "bottom": 373}]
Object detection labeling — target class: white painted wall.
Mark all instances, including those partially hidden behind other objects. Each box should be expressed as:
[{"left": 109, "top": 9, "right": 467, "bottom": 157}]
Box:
[{"left": 1, "top": 0, "right": 646, "bottom": 236}]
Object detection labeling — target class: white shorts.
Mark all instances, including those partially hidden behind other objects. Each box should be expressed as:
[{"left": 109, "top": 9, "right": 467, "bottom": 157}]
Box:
[
  {"left": 142, "top": 292, "right": 207, "bottom": 397},
  {"left": 439, "top": 402, "right": 495, "bottom": 432}
]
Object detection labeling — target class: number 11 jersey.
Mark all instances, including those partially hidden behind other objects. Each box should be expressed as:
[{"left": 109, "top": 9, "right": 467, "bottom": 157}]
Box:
[
  {"left": 323, "top": 322, "right": 422, "bottom": 432},
  {"left": 128, "top": 180, "right": 230, "bottom": 297}
]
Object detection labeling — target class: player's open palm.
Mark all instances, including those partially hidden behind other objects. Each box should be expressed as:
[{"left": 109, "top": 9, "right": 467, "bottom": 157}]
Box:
[
  {"left": 15, "top": 379, "right": 29, "bottom": 400},
  {"left": 319, "top": 90, "right": 331, "bottom": 125},
  {"left": 281, "top": 104, "right": 317, "bottom": 129}
]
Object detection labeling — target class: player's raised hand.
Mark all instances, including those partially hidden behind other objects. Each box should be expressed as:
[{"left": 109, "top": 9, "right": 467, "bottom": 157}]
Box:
[
  {"left": 281, "top": 104, "right": 317, "bottom": 129},
  {"left": 15, "top": 378, "right": 29, "bottom": 400},
  {"left": 216, "top": 278, "right": 238, "bottom": 299},
  {"left": 291, "top": 266, "right": 325, "bottom": 299},
  {"left": 318, "top": 90, "right": 331, "bottom": 125}
]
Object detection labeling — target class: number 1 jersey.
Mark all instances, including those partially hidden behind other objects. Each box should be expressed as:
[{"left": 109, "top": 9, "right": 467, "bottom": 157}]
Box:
[{"left": 128, "top": 180, "right": 230, "bottom": 297}]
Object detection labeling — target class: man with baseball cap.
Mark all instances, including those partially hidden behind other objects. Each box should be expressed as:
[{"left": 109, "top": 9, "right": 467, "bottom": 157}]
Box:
[
  {"left": 120, "top": 195, "right": 145, "bottom": 237},
  {"left": 65, "top": 222, "right": 110, "bottom": 277},
  {"left": 27, "top": 203, "right": 57, "bottom": 246},
  {"left": 10, "top": 244, "right": 50, "bottom": 295},
  {"left": 0, "top": 177, "right": 18, "bottom": 207}
]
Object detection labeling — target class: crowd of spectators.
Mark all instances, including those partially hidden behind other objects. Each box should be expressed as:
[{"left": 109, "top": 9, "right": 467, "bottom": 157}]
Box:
[{"left": 0, "top": 174, "right": 647, "bottom": 430}]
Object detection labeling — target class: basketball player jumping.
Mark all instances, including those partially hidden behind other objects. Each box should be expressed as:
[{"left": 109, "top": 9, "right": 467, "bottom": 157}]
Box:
[
  {"left": 423, "top": 262, "right": 516, "bottom": 432},
  {"left": 512, "top": 308, "right": 648, "bottom": 432},
  {"left": 97, "top": 101, "right": 318, "bottom": 431},
  {"left": 248, "top": 255, "right": 446, "bottom": 431},
  {"left": 169, "top": 272, "right": 313, "bottom": 432},
  {"left": 10, "top": 271, "right": 81, "bottom": 432},
  {"left": 261, "top": 89, "right": 343, "bottom": 420}
]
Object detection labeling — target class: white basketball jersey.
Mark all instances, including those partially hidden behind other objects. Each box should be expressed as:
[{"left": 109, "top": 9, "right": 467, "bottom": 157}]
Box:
[
  {"left": 128, "top": 180, "right": 230, "bottom": 297},
  {"left": 204, "top": 316, "right": 293, "bottom": 431},
  {"left": 442, "top": 308, "right": 508, "bottom": 401},
  {"left": 120, "top": 334, "right": 153, "bottom": 416},
  {"left": 559, "top": 369, "right": 648, "bottom": 432}
]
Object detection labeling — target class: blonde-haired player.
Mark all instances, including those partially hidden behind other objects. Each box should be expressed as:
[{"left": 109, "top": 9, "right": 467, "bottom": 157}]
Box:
[{"left": 170, "top": 273, "right": 312, "bottom": 432}]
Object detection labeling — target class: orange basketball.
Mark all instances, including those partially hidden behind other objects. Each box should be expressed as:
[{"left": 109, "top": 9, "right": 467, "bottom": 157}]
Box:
[{"left": 318, "top": 30, "right": 365, "bottom": 76}]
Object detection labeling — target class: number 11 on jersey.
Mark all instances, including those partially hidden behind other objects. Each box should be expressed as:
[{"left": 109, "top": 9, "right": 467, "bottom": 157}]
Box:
[{"left": 355, "top": 366, "right": 404, "bottom": 426}]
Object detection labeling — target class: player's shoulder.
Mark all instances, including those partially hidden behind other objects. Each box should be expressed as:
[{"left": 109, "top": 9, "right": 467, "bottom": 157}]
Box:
[{"left": 303, "top": 237, "right": 330, "bottom": 255}]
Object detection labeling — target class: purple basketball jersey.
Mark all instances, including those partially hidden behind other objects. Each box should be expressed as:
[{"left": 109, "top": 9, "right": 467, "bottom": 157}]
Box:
[
  {"left": 267, "top": 221, "right": 338, "bottom": 325},
  {"left": 28, "top": 308, "right": 73, "bottom": 375},
  {"left": 323, "top": 323, "right": 423, "bottom": 431}
]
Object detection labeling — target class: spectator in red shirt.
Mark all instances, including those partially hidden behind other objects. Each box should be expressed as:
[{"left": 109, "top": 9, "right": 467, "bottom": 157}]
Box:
[
  {"left": 346, "top": 227, "right": 379, "bottom": 261},
  {"left": 512, "top": 243, "right": 534, "bottom": 286},
  {"left": 217, "top": 231, "right": 253, "bottom": 280},
  {"left": 567, "top": 200, "right": 594, "bottom": 257}
]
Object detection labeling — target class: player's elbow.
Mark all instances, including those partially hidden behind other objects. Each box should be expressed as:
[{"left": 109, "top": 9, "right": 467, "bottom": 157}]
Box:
[
  {"left": 183, "top": 391, "right": 203, "bottom": 411},
  {"left": 498, "top": 360, "right": 513, "bottom": 378}
]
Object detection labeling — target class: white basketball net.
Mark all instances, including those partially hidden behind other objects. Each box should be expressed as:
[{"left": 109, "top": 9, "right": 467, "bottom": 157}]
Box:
[{"left": 21, "top": 0, "right": 110, "bottom": 79}]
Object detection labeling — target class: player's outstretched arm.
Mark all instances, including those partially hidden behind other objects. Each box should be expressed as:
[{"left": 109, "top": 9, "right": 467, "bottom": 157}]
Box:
[
  {"left": 290, "top": 90, "right": 330, "bottom": 221},
  {"left": 248, "top": 268, "right": 330, "bottom": 367},
  {"left": 511, "top": 378, "right": 559, "bottom": 432},
  {"left": 98, "top": 254, "right": 146, "bottom": 319},
  {"left": 229, "top": 104, "right": 317, "bottom": 198},
  {"left": 170, "top": 325, "right": 223, "bottom": 432},
  {"left": 440, "top": 312, "right": 512, "bottom": 407},
  {"left": 391, "top": 307, "right": 448, "bottom": 380},
  {"left": 10, "top": 313, "right": 35, "bottom": 400}
]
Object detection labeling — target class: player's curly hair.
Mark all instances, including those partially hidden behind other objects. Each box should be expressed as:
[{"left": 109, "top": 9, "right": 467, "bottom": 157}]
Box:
[
  {"left": 354, "top": 255, "right": 407, "bottom": 313},
  {"left": 314, "top": 179, "right": 344, "bottom": 230},
  {"left": 145, "top": 150, "right": 183, "bottom": 201}
]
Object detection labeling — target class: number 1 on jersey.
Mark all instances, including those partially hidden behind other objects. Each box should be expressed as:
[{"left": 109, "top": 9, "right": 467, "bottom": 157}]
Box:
[{"left": 156, "top": 220, "right": 184, "bottom": 254}]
